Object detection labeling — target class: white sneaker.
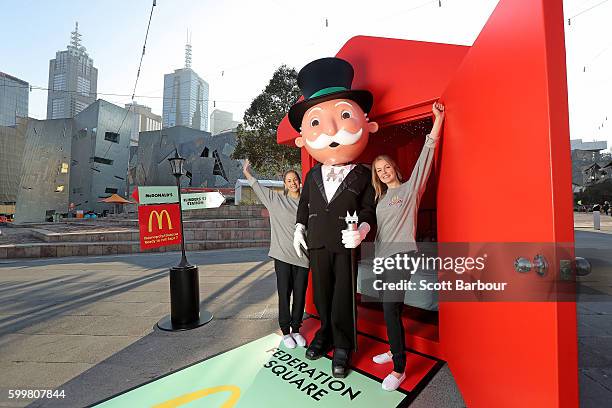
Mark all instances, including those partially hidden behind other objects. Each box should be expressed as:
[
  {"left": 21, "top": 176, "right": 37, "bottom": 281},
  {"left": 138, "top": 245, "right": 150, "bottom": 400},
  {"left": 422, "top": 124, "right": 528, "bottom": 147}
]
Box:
[
  {"left": 382, "top": 372, "right": 406, "bottom": 391},
  {"left": 282, "top": 334, "right": 296, "bottom": 349},
  {"left": 292, "top": 333, "right": 307, "bottom": 347},
  {"left": 372, "top": 351, "right": 393, "bottom": 364}
]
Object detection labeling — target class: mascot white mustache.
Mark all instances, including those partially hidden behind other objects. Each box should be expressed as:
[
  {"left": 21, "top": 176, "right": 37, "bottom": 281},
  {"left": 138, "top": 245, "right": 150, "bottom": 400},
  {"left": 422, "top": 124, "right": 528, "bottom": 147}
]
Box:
[{"left": 304, "top": 128, "right": 363, "bottom": 150}]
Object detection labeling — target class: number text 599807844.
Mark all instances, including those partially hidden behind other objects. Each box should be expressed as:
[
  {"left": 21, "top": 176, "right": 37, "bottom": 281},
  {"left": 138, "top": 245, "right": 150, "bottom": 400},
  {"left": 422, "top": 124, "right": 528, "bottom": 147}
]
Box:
[{"left": 8, "top": 389, "right": 66, "bottom": 399}]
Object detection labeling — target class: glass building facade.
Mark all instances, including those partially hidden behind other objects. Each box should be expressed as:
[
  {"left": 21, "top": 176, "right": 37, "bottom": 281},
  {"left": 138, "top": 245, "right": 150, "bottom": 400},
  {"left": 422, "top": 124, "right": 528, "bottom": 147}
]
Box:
[
  {"left": 0, "top": 72, "right": 29, "bottom": 127},
  {"left": 46, "top": 23, "right": 98, "bottom": 119},
  {"left": 124, "top": 102, "right": 162, "bottom": 146},
  {"left": 210, "top": 108, "right": 239, "bottom": 135},
  {"left": 162, "top": 68, "right": 209, "bottom": 131}
]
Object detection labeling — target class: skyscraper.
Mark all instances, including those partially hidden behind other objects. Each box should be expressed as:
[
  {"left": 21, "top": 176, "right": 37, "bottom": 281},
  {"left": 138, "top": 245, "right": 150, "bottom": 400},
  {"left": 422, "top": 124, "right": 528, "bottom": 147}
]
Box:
[
  {"left": 0, "top": 72, "right": 29, "bottom": 127},
  {"left": 125, "top": 102, "right": 162, "bottom": 146},
  {"left": 210, "top": 109, "right": 240, "bottom": 135},
  {"left": 162, "top": 36, "right": 209, "bottom": 131},
  {"left": 46, "top": 22, "right": 98, "bottom": 119}
]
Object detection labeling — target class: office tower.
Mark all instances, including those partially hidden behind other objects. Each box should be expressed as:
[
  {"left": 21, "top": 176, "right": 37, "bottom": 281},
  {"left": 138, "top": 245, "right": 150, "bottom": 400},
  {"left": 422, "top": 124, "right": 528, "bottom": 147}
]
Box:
[
  {"left": 125, "top": 102, "right": 162, "bottom": 146},
  {"left": 46, "top": 22, "right": 98, "bottom": 119},
  {"left": 0, "top": 72, "right": 29, "bottom": 126},
  {"left": 210, "top": 109, "right": 240, "bottom": 136},
  {"left": 162, "top": 36, "right": 209, "bottom": 130}
]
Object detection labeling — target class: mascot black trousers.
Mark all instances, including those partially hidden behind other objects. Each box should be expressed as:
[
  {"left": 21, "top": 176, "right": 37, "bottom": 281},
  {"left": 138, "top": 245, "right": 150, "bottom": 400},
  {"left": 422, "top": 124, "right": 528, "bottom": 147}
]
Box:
[{"left": 309, "top": 248, "right": 355, "bottom": 349}]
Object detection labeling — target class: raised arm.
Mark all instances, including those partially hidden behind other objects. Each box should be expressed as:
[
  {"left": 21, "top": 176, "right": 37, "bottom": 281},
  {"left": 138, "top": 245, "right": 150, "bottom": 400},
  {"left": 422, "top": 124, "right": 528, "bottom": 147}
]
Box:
[
  {"left": 243, "top": 159, "right": 275, "bottom": 208},
  {"left": 428, "top": 101, "right": 444, "bottom": 142},
  {"left": 405, "top": 102, "right": 445, "bottom": 199}
]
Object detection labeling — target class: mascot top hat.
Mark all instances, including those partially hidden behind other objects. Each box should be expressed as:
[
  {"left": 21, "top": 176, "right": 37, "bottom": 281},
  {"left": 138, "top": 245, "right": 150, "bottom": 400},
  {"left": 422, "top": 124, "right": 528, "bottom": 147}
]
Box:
[{"left": 288, "top": 57, "right": 373, "bottom": 132}]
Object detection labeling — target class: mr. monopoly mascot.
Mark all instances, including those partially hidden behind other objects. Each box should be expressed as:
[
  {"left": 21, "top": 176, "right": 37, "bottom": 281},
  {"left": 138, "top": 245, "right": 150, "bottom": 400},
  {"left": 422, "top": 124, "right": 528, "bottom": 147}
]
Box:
[{"left": 290, "top": 57, "right": 377, "bottom": 378}]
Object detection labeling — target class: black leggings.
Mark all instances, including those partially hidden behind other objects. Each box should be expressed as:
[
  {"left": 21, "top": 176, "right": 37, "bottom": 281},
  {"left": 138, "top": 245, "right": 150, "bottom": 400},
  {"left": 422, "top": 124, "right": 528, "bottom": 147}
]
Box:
[
  {"left": 383, "top": 300, "right": 406, "bottom": 372},
  {"left": 380, "top": 251, "right": 415, "bottom": 373},
  {"left": 274, "top": 259, "right": 309, "bottom": 335}
]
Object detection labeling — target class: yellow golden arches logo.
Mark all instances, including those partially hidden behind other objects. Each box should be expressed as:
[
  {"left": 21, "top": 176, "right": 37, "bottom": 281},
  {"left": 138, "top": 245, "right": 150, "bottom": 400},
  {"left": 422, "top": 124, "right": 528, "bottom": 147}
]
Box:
[
  {"left": 148, "top": 210, "right": 173, "bottom": 233},
  {"left": 153, "top": 385, "right": 240, "bottom": 408}
]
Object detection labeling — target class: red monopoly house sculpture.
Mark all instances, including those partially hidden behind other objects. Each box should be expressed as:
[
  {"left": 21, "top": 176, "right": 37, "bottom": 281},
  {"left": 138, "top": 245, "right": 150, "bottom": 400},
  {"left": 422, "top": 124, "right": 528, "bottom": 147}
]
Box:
[{"left": 277, "top": 0, "right": 578, "bottom": 406}]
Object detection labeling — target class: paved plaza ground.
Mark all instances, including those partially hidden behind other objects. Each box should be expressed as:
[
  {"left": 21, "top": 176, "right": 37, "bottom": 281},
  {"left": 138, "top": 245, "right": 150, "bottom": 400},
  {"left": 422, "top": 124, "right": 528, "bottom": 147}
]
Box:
[{"left": 0, "top": 219, "right": 610, "bottom": 407}]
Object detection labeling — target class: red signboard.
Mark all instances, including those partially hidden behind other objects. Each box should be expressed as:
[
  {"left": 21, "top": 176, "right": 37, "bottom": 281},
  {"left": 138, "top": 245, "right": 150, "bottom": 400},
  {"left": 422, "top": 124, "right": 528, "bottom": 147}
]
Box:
[{"left": 138, "top": 203, "right": 182, "bottom": 250}]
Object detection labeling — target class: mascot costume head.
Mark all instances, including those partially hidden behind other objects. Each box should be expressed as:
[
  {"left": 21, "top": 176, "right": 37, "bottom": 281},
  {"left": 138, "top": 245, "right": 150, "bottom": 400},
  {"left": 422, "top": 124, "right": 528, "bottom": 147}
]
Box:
[{"left": 289, "top": 57, "right": 378, "bottom": 165}]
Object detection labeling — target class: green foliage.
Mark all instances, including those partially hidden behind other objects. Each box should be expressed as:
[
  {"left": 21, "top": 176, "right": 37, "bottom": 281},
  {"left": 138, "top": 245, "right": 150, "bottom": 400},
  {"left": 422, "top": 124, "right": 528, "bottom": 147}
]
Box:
[
  {"left": 575, "top": 180, "right": 612, "bottom": 204},
  {"left": 232, "top": 65, "right": 302, "bottom": 178}
]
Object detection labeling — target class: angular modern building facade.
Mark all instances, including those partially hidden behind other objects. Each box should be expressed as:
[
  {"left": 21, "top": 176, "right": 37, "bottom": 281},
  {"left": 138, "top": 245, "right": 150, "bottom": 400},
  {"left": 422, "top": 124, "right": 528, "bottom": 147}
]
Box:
[
  {"left": 70, "top": 100, "right": 134, "bottom": 213},
  {"left": 13, "top": 118, "right": 74, "bottom": 223},
  {"left": 0, "top": 121, "right": 27, "bottom": 216},
  {"left": 0, "top": 100, "right": 134, "bottom": 222},
  {"left": 46, "top": 22, "right": 98, "bottom": 119},
  {"left": 0, "top": 118, "right": 73, "bottom": 222},
  {"left": 133, "top": 126, "right": 241, "bottom": 190},
  {"left": 0, "top": 72, "right": 29, "bottom": 126}
]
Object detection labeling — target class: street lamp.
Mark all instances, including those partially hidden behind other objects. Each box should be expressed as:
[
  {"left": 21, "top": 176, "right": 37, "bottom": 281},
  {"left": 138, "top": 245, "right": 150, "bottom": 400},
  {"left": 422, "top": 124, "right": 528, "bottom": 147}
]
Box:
[
  {"left": 168, "top": 150, "right": 189, "bottom": 267},
  {"left": 157, "top": 149, "right": 213, "bottom": 331}
]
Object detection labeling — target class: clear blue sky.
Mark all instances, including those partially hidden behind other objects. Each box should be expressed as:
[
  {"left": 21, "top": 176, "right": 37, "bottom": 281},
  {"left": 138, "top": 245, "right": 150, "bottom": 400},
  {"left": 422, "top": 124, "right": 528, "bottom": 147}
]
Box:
[{"left": 1, "top": 0, "right": 610, "bottom": 151}]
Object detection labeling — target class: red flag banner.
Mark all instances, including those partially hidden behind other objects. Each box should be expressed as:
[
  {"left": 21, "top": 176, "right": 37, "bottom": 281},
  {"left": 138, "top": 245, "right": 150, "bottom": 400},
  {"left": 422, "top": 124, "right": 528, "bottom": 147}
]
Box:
[{"left": 138, "top": 203, "right": 182, "bottom": 250}]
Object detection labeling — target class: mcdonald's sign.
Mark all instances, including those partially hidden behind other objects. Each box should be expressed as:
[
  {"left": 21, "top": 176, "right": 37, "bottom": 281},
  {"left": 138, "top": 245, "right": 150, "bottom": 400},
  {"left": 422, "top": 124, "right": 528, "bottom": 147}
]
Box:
[
  {"left": 148, "top": 209, "right": 173, "bottom": 232},
  {"left": 138, "top": 203, "right": 182, "bottom": 250}
]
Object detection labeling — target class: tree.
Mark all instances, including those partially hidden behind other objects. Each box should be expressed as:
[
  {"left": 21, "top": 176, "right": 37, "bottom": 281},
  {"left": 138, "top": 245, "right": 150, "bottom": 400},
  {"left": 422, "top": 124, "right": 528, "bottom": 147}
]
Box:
[
  {"left": 232, "top": 65, "right": 301, "bottom": 178},
  {"left": 575, "top": 180, "right": 612, "bottom": 204}
]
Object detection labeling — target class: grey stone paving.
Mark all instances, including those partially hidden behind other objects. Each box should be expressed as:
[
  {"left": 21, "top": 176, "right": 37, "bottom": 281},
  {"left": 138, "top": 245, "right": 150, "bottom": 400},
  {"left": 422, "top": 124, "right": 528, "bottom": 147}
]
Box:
[
  {"left": 0, "top": 249, "right": 279, "bottom": 407},
  {"left": 0, "top": 231, "right": 609, "bottom": 407},
  {"left": 575, "top": 230, "right": 612, "bottom": 408}
]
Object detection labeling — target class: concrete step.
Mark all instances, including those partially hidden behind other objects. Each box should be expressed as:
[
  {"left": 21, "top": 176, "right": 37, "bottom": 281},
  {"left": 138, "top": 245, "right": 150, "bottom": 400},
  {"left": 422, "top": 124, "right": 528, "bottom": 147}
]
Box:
[
  {"left": 56, "top": 218, "right": 271, "bottom": 229},
  {"left": 0, "top": 239, "right": 271, "bottom": 259},
  {"left": 184, "top": 205, "right": 268, "bottom": 219},
  {"left": 29, "top": 225, "right": 271, "bottom": 243},
  {"left": 101, "top": 205, "right": 269, "bottom": 220}
]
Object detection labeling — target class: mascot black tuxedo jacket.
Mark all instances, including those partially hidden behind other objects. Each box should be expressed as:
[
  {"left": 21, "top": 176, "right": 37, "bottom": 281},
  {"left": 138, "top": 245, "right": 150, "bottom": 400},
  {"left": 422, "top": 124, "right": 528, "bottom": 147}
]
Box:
[{"left": 297, "top": 163, "right": 376, "bottom": 253}]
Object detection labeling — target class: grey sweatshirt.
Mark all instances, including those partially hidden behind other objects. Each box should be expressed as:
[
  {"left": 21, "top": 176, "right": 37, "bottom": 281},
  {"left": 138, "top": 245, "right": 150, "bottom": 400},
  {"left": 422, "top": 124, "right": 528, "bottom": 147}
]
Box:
[
  {"left": 248, "top": 178, "right": 309, "bottom": 268},
  {"left": 374, "top": 134, "right": 439, "bottom": 259}
]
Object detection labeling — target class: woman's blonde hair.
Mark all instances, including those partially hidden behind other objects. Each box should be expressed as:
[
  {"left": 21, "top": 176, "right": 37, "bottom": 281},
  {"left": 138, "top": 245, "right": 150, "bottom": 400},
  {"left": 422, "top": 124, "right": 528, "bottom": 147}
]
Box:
[
  {"left": 282, "top": 169, "right": 301, "bottom": 196},
  {"left": 371, "top": 155, "right": 403, "bottom": 201}
]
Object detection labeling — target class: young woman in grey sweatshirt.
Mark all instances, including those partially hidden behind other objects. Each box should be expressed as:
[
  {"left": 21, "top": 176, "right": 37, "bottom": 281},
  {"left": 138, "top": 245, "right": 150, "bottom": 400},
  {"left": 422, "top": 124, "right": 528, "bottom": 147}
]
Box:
[
  {"left": 242, "top": 159, "right": 310, "bottom": 349},
  {"left": 370, "top": 102, "right": 445, "bottom": 391}
]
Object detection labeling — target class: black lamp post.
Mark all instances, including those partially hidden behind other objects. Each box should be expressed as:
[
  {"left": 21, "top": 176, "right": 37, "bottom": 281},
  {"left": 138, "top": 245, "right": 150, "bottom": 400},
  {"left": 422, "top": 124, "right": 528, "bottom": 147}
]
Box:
[
  {"left": 157, "top": 150, "right": 213, "bottom": 331},
  {"left": 169, "top": 151, "right": 190, "bottom": 268}
]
